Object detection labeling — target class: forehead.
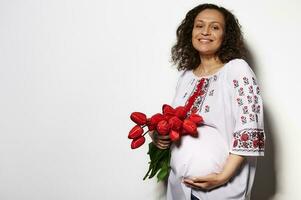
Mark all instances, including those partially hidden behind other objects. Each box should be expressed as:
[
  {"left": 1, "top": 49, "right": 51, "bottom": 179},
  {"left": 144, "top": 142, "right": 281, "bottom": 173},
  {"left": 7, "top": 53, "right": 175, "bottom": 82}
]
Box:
[{"left": 194, "top": 9, "right": 225, "bottom": 25}]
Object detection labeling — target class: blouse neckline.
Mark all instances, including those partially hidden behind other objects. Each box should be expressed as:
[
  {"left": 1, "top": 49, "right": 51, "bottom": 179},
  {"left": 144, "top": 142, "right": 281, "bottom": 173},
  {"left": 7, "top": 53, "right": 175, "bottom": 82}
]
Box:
[{"left": 191, "top": 60, "right": 231, "bottom": 79}]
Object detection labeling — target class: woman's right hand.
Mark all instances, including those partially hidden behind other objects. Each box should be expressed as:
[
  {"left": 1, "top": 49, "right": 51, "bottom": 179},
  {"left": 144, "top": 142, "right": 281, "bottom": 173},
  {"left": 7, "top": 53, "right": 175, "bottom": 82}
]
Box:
[{"left": 149, "top": 131, "right": 171, "bottom": 149}]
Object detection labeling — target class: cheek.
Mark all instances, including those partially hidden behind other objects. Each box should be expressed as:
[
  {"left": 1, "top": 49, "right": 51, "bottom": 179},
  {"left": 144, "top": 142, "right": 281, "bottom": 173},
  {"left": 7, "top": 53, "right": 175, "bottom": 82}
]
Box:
[
  {"left": 219, "top": 31, "right": 225, "bottom": 40},
  {"left": 192, "top": 29, "right": 199, "bottom": 38},
  {"left": 215, "top": 32, "right": 224, "bottom": 43}
]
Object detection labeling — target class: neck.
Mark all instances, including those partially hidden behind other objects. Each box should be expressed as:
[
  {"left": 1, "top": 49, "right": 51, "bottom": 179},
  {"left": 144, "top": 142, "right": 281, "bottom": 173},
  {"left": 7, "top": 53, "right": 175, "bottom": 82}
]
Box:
[{"left": 194, "top": 55, "right": 223, "bottom": 76}]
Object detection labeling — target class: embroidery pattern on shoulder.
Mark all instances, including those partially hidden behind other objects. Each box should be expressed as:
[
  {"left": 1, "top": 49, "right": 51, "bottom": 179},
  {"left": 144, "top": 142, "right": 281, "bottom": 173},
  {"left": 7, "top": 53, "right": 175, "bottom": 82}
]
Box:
[
  {"left": 254, "top": 95, "right": 259, "bottom": 104},
  {"left": 233, "top": 80, "right": 239, "bottom": 88},
  {"left": 232, "top": 128, "right": 265, "bottom": 153},
  {"left": 242, "top": 106, "right": 249, "bottom": 114},
  {"left": 247, "top": 95, "right": 253, "bottom": 104},
  {"left": 243, "top": 77, "right": 249, "bottom": 85},
  {"left": 237, "top": 98, "right": 243, "bottom": 106},
  {"left": 252, "top": 77, "right": 257, "bottom": 85},
  {"left": 241, "top": 116, "right": 247, "bottom": 124},
  {"left": 234, "top": 76, "right": 262, "bottom": 125},
  {"left": 248, "top": 85, "right": 253, "bottom": 94},
  {"left": 249, "top": 113, "right": 255, "bottom": 121},
  {"left": 256, "top": 86, "right": 260, "bottom": 95},
  {"left": 238, "top": 87, "right": 245, "bottom": 96}
]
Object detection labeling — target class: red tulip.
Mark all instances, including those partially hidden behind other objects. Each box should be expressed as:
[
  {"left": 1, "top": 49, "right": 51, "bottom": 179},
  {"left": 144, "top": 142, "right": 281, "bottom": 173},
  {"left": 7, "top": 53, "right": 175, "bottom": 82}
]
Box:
[
  {"left": 131, "top": 136, "right": 146, "bottom": 149},
  {"left": 128, "top": 125, "right": 144, "bottom": 139},
  {"left": 157, "top": 120, "right": 170, "bottom": 135},
  {"left": 130, "top": 112, "right": 147, "bottom": 125},
  {"left": 162, "top": 104, "right": 175, "bottom": 119},
  {"left": 169, "top": 130, "right": 180, "bottom": 142},
  {"left": 188, "top": 113, "right": 204, "bottom": 125},
  {"left": 168, "top": 116, "right": 183, "bottom": 131},
  {"left": 175, "top": 106, "right": 187, "bottom": 120},
  {"left": 147, "top": 124, "right": 156, "bottom": 131},
  {"left": 183, "top": 119, "right": 197, "bottom": 135},
  {"left": 149, "top": 113, "right": 165, "bottom": 126},
  {"left": 181, "top": 128, "right": 188, "bottom": 135}
]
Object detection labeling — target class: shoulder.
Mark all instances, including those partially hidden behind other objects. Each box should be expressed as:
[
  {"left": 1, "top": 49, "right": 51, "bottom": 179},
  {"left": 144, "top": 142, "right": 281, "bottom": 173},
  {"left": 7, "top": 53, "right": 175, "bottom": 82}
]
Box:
[
  {"left": 225, "top": 58, "right": 256, "bottom": 80},
  {"left": 176, "top": 69, "right": 194, "bottom": 82},
  {"left": 174, "top": 69, "right": 191, "bottom": 90}
]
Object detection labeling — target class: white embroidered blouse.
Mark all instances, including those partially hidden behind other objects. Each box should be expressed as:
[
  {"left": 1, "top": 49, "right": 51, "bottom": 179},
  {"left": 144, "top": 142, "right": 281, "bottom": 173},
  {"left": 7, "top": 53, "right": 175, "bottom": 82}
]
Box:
[{"left": 166, "top": 58, "right": 265, "bottom": 200}]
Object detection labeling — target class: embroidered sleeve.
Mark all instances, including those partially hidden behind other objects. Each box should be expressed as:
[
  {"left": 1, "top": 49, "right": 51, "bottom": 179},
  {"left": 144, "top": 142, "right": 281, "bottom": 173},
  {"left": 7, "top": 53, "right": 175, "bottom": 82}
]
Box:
[{"left": 228, "top": 59, "right": 265, "bottom": 156}]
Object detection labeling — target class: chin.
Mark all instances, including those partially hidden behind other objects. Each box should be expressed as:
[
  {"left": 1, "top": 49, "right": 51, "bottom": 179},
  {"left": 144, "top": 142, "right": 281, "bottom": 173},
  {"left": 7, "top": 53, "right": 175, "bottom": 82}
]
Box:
[
  {"left": 197, "top": 50, "right": 217, "bottom": 56},
  {"left": 193, "top": 47, "right": 217, "bottom": 55}
]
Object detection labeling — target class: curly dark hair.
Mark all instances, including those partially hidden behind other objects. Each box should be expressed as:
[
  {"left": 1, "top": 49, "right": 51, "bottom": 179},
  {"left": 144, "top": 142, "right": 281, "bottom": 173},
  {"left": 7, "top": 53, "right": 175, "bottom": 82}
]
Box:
[{"left": 171, "top": 3, "right": 247, "bottom": 71}]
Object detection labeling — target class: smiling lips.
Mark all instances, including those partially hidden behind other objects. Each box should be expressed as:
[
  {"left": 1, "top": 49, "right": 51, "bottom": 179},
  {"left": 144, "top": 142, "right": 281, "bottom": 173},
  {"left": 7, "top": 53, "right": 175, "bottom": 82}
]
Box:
[{"left": 198, "top": 38, "right": 213, "bottom": 43}]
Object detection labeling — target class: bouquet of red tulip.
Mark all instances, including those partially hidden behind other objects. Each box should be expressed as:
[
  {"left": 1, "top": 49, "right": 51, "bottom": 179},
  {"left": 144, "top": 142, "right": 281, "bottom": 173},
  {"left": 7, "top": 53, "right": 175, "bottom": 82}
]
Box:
[{"left": 128, "top": 104, "right": 204, "bottom": 182}]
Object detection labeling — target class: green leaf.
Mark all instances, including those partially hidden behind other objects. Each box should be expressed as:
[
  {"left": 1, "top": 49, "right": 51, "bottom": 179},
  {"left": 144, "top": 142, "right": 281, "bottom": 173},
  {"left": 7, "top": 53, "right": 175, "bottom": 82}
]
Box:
[
  {"left": 148, "top": 143, "right": 166, "bottom": 161},
  {"left": 143, "top": 162, "right": 154, "bottom": 180},
  {"left": 157, "top": 167, "right": 170, "bottom": 182},
  {"left": 143, "top": 142, "right": 171, "bottom": 182},
  {"left": 156, "top": 157, "right": 170, "bottom": 181}
]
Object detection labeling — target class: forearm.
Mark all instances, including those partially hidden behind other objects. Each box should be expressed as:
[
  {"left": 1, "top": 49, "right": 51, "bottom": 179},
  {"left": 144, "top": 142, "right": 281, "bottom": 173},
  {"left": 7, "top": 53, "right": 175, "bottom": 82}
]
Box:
[{"left": 220, "top": 153, "right": 245, "bottom": 182}]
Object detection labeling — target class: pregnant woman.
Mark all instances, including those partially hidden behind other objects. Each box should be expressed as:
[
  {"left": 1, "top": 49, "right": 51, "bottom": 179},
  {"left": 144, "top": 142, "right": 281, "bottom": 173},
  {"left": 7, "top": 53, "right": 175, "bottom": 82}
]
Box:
[{"left": 151, "top": 3, "right": 265, "bottom": 200}]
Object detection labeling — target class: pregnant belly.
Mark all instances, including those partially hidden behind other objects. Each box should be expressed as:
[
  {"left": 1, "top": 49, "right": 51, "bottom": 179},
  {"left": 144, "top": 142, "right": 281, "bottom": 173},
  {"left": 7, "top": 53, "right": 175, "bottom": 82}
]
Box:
[{"left": 170, "top": 126, "right": 229, "bottom": 179}]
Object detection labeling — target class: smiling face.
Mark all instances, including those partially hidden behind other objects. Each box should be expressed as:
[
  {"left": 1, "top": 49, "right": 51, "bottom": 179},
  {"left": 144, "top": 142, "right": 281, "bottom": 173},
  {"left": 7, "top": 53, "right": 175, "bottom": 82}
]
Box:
[{"left": 192, "top": 9, "right": 225, "bottom": 56}]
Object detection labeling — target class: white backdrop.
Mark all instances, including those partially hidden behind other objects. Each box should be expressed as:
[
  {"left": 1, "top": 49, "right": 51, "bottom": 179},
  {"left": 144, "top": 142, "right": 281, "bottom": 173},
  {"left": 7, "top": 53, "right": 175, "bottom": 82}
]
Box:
[{"left": 0, "top": 0, "right": 300, "bottom": 199}]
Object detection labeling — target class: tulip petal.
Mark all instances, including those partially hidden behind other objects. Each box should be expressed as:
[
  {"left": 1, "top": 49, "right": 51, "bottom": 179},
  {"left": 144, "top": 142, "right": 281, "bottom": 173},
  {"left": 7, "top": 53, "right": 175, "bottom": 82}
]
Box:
[
  {"left": 188, "top": 113, "right": 204, "bottom": 125},
  {"left": 131, "top": 136, "right": 146, "bottom": 149},
  {"left": 157, "top": 120, "right": 170, "bottom": 135},
  {"left": 182, "top": 119, "right": 197, "bottom": 135},
  {"left": 130, "top": 112, "right": 147, "bottom": 125},
  {"left": 170, "top": 130, "right": 180, "bottom": 142},
  {"left": 128, "top": 125, "right": 144, "bottom": 139}
]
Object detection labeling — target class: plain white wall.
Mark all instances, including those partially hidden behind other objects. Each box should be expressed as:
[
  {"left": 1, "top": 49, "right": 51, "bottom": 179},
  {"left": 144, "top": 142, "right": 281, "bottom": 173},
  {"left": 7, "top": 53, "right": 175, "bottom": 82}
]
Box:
[{"left": 0, "top": 0, "right": 300, "bottom": 199}]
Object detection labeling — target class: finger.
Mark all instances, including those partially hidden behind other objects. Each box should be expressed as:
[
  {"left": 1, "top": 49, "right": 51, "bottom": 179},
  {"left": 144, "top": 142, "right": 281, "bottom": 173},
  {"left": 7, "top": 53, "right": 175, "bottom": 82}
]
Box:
[
  {"left": 155, "top": 142, "right": 169, "bottom": 149},
  {"left": 154, "top": 143, "right": 164, "bottom": 149},
  {"left": 157, "top": 135, "right": 170, "bottom": 140},
  {"left": 158, "top": 144, "right": 169, "bottom": 149},
  {"left": 157, "top": 139, "right": 171, "bottom": 145},
  {"left": 183, "top": 180, "right": 203, "bottom": 190},
  {"left": 183, "top": 179, "right": 194, "bottom": 184},
  {"left": 192, "top": 174, "right": 217, "bottom": 183},
  {"left": 157, "top": 144, "right": 169, "bottom": 149},
  {"left": 158, "top": 142, "right": 170, "bottom": 149},
  {"left": 184, "top": 182, "right": 199, "bottom": 190},
  {"left": 184, "top": 179, "right": 210, "bottom": 190}
]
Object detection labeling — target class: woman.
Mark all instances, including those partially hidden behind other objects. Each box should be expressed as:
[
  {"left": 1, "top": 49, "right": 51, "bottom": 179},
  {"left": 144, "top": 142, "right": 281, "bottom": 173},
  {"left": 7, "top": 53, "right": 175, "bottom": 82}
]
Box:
[{"left": 151, "top": 3, "right": 265, "bottom": 200}]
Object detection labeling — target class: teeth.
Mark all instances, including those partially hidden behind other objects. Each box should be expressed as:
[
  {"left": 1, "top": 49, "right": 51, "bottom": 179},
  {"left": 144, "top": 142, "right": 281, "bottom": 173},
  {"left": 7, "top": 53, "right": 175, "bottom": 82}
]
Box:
[{"left": 199, "top": 39, "right": 211, "bottom": 42}]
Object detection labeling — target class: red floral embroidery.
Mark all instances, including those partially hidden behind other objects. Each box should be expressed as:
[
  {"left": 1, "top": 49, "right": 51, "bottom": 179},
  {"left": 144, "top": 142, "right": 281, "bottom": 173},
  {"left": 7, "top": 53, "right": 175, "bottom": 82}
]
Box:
[
  {"left": 185, "top": 78, "right": 210, "bottom": 114},
  {"left": 233, "top": 139, "right": 238, "bottom": 147},
  {"left": 241, "top": 133, "right": 249, "bottom": 141},
  {"left": 232, "top": 128, "right": 265, "bottom": 153},
  {"left": 191, "top": 106, "right": 198, "bottom": 114},
  {"left": 233, "top": 80, "right": 239, "bottom": 88},
  {"left": 233, "top": 76, "right": 262, "bottom": 125}
]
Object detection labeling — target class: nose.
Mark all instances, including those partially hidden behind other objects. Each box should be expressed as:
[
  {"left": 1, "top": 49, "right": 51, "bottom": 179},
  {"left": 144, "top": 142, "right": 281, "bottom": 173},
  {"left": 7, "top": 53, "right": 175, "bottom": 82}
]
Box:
[{"left": 201, "top": 25, "right": 210, "bottom": 35}]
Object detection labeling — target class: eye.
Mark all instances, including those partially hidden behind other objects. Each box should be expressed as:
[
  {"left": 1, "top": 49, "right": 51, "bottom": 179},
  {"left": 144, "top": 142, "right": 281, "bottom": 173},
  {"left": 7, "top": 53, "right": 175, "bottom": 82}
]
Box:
[
  {"left": 212, "top": 26, "right": 219, "bottom": 30},
  {"left": 196, "top": 25, "right": 203, "bottom": 28}
]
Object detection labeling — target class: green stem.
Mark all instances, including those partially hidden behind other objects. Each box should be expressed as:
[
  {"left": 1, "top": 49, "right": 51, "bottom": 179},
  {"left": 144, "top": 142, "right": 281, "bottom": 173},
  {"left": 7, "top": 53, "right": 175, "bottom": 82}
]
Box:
[{"left": 142, "top": 130, "right": 150, "bottom": 137}]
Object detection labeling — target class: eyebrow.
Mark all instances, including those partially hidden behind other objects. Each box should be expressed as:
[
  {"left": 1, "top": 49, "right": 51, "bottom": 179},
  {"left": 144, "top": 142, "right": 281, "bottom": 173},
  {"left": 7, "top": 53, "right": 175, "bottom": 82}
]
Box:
[{"left": 195, "top": 19, "right": 223, "bottom": 24}]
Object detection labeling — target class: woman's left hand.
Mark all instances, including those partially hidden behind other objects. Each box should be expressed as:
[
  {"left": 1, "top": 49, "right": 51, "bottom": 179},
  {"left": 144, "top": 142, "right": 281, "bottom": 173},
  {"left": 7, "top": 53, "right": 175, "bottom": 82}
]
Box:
[
  {"left": 183, "top": 172, "right": 227, "bottom": 190},
  {"left": 183, "top": 154, "right": 245, "bottom": 190}
]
